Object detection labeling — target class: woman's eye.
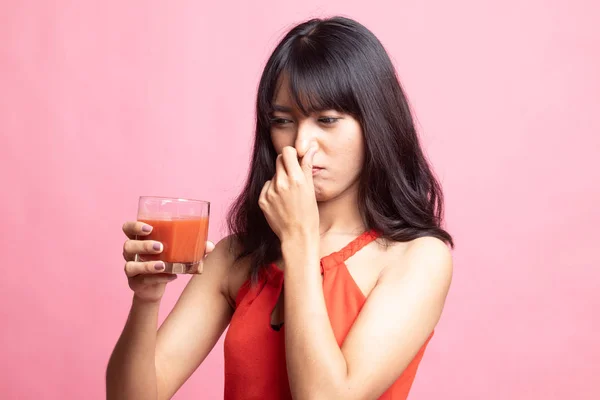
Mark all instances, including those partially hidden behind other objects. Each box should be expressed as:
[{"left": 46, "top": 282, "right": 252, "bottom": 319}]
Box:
[
  {"left": 318, "top": 117, "right": 339, "bottom": 125},
  {"left": 270, "top": 117, "right": 292, "bottom": 126}
]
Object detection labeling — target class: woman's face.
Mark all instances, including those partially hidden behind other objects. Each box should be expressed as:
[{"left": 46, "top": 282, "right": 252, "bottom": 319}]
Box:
[{"left": 269, "top": 76, "right": 365, "bottom": 202}]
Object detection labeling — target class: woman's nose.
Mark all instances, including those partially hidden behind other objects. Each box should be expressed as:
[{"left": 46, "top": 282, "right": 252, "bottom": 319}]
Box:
[{"left": 294, "top": 123, "right": 318, "bottom": 158}]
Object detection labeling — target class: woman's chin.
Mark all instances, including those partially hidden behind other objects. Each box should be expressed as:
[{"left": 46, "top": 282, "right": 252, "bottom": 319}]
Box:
[
  {"left": 314, "top": 188, "right": 325, "bottom": 202},
  {"left": 314, "top": 187, "right": 333, "bottom": 203}
]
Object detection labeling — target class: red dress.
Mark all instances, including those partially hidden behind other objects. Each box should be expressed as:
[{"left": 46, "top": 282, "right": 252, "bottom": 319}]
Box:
[{"left": 224, "top": 230, "right": 433, "bottom": 399}]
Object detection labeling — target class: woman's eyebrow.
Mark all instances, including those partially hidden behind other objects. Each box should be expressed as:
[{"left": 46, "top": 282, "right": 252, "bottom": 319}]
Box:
[{"left": 271, "top": 104, "right": 294, "bottom": 113}]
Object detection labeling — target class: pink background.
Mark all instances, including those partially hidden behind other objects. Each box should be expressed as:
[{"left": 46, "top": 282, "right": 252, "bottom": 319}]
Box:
[{"left": 1, "top": 1, "right": 598, "bottom": 399}]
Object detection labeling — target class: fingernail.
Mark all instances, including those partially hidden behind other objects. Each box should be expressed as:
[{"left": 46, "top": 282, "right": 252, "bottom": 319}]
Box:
[
  {"left": 142, "top": 224, "right": 152, "bottom": 233},
  {"left": 153, "top": 243, "right": 162, "bottom": 251},
  {"left": 154, "top": 262, "right": 165, "bottom": 271}
]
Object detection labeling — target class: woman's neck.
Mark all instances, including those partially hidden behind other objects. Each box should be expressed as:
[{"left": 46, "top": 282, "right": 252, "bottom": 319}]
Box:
[{"left": 317, "top": 184, "right": 365, "bottom": 236}]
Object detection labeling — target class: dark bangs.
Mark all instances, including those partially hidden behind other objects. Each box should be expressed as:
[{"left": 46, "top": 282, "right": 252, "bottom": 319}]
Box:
[{"left": 258, "top": 37, "right": 360, "bottom": 123}]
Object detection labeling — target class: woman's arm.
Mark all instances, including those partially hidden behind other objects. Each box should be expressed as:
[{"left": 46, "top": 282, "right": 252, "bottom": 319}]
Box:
[
  {"left": 106, "top": 237, "right": 236, "bottom": 400},
  {"left": 257, "top": 146, "right": 453, "bottom": 399},
  {"left": 283, "top": 235, "right": 453, "bottom": 400}
]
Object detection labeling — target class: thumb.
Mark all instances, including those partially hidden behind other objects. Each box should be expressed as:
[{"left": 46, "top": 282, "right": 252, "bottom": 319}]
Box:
[
  {"left": 302, "top": 145, "right": 317, "bottom": 175},
  {"left": 205, "top": 240, "right": 215, "bottom": 254}
]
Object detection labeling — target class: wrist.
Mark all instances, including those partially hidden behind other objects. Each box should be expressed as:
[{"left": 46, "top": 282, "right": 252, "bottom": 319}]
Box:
[
  {"left": 281, "top": 231, "right": 319, "bottom": 255},
  {"left": 132, "top": 294, "right": 162, "bottom": 309}
]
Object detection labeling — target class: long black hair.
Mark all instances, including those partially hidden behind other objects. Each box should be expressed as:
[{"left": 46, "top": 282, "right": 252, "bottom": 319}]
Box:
[{"left": 228, "top": 16, "right": 453, "bottom": 281}]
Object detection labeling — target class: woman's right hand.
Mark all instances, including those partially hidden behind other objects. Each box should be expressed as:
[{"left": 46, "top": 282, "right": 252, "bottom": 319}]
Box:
[{"left": 122, "top": 221, "right": 177, "bottom": 303}]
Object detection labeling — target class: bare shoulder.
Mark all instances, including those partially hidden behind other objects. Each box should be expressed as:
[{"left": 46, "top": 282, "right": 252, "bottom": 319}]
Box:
[
  {"left": 379, "top": 236, "right": 453, "bottom": 284},
  {"left": 185, "top": 235, "right": 242, "bottom": 300},
  {"left": 212, "top": 235, "right": 251, "bottom": 308},
  {"left": 184, "top": 235, "right": 237, "bottom": 294},
  {"left": 212, "top": 234, "right": 240, "bottom": 258},
  {"left": 405, "top": 236, "right": 453, "bottom": 267},
  {"left": 194, "top": 234, "right": 238, "bottom": 278},
  {"left": 208, "top": 235, "right": 250, "bottom": 271}
]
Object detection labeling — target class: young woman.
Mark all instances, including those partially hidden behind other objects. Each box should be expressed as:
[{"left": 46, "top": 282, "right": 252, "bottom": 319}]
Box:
[{"left": 107, "top": 16, "right": 454, "bottom": 400}]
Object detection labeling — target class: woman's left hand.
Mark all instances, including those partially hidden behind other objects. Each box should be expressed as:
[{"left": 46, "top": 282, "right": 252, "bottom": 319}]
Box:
[{"left": 259, "top": 146, "right": 319, "bottom": 242}]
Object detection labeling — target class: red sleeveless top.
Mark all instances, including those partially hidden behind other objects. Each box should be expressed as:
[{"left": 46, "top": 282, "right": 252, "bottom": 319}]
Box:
[{"left": 223, "top": 230, "right": 433, "bottom": 399}]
